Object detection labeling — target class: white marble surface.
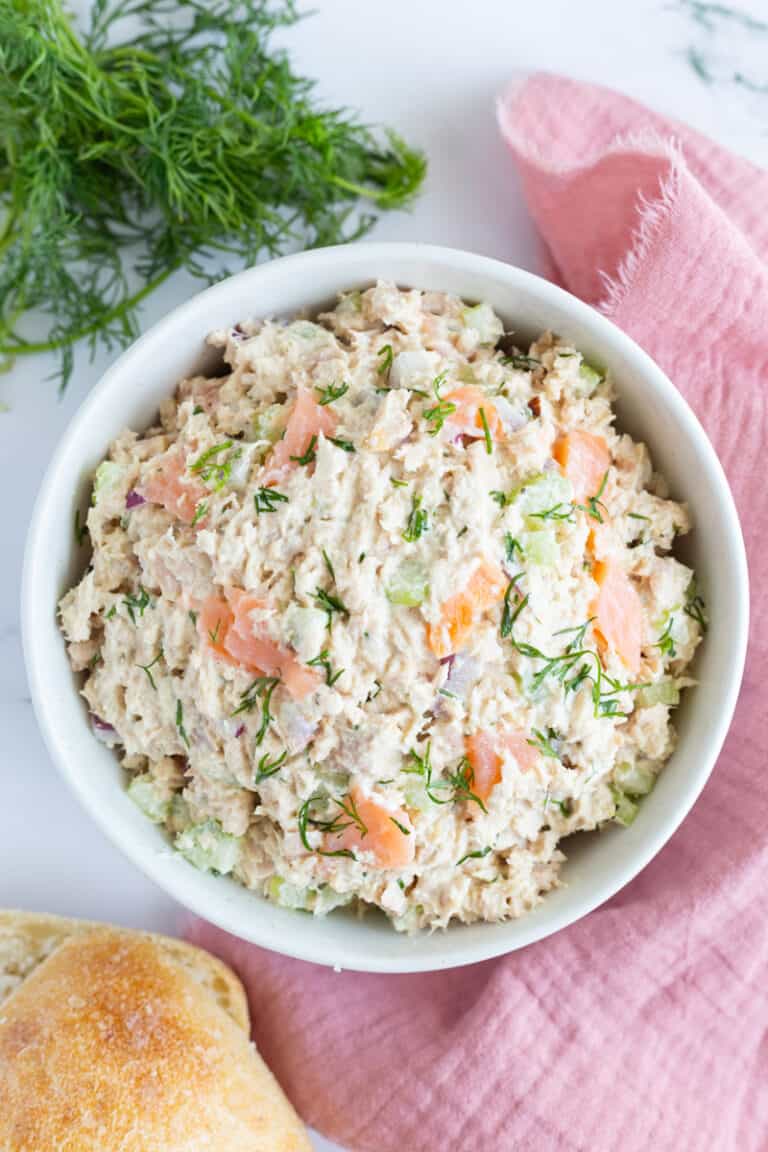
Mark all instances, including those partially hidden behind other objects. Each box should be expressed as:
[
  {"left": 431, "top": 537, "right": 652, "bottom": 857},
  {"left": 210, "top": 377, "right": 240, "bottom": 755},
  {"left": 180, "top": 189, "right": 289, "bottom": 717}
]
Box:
[{"left": 2, "top": 2, "right": 764, "bottom": 1149}]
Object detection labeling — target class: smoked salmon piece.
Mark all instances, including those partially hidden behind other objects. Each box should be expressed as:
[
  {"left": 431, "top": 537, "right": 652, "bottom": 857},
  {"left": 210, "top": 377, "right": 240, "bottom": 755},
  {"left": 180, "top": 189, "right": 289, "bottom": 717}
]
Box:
[
  {"left": 140, "top": 449, "right": 208, "bottom": 524},
  {"left": 553, "top": 430, "right": 610, "bottom": 503},
  {"left": 591, "top": 559, "right": 643, "bottom": 675},
  {"left": 465, "top": 730, "right": 539, "bottom": 803},
  {"left": 261, "top": 386, "right": 337, "bottom": 483},
  {"left": 444, "top": 385, "right": 505, "bottom": 442},
  {"left": 197, "top": 588, "right": 321, "bottom": 699},
  {"left": 325, "top": 787, "right": 414, "bottom": 869},
  {"left": 427, "top": 561, "right": 507, "bottom": 659}
]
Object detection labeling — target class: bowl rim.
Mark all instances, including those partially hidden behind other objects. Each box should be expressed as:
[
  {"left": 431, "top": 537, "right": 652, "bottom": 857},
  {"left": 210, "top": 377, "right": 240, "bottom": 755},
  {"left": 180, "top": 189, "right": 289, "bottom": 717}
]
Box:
[{"left": 22, "top": 241, "right": 749, "bottom": 972}]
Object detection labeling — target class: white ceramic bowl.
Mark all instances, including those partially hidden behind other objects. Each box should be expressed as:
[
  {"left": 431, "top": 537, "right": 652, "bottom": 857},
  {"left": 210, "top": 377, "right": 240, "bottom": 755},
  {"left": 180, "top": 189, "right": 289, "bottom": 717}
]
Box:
[{"left": 23, "top": 243, "right": 748, "bottom": 973}]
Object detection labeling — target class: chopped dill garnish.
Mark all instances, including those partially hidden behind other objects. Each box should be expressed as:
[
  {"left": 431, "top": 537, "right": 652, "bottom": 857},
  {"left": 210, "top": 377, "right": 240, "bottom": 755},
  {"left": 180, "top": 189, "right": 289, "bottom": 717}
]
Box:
[
  {"left": 574, "top": 471, "right": 609, "bottom": 523},
  {"left": 191, "top": 500, "right": 208, "bottom": 526},
  {"left": 188, "top": 610, "right": 198, "bottom": 627},
  {"left": 423, "top": 372, "right": 456, "bottom": 435},
  {"left": 136, "top": 650, "right": 162, "bottom": 690},
  {"left": 479, "top": 406, "right": 493, "bottom": 454},
  {"left": 389, "top": 816, "right": 411, "bottom": 836},
  {"left": 291, "top": 435, "right": 317, "bottom": 466},
  {"left": 175, "top": 700, "right": 189, "bottom": 748},
  {"left": 231, "top": 676, "right": 280, "bottom": 745},
  {"left": 402, "top": 494, "right": 429, "bottom": 542},
  {"left": 315, "top": 382, "right": 349, "bottom": 406},
  {"left": 74, "top": 508, "right": 88, "bottom": 546},
  {"left": 505, "top": 534, "right": 523, "bottom": 563},
  {"left": 390, "top": 477, "right": 408, "bottom": 488},
  {"left": 253, "top": 749, "right": 288, "bottom": 785},
  {"left": 307, "top": 649, "right": 344, "bottom": 687},
  {"left": 328, "top": 436, "right": 355, "bottom": 453},
  {"left": 527, "top": 727, "right": 560, "bottom": 759},
  {"left": 446, "top": 756, "right": 488, "bottom": 813},
  {"left": 501, "top": 354, "right": 541, "bottom": 370},
  {"left": 684, "top": 583, "right": 708, "bottom": 631},
  {"left": 490, "top": 490, "right": 511, "bottom": 508},
  {"left": 254, "top": 487, "right": 288, "bottom": 513},
  {"left": 456, "top": 845, "right": 492, "bottom": 866},
  {"left": 553, "top": 617, "right": 596, "bottom": 653},
  {"left": 105, "top": 605, "right": 117, "bottom": 620},
  {"left": 377, "top": 344, "right": 394, "bottom": 376},
  {"left": 298, "top": 792, "right": 368, "bottom": 859},
  {"left": 500, "top": 576, "right": 526, "bottom": 639},
  {"left": 655, "top": 617, "right": 677, "bottom": 658},
  {"left": 313, "top": 587, "right": 350, "bottom": 628},
  {"left": 627, "top": 512, "right": 650, "bottom": 522},
  {"left": 528, "top": 503, "right": 576, "bottom": 523},
  {"left": 190, "top": 441, "right": 241, "bottom": 491},
  {"left": 122, "top": 585, "right": 151, "bottom": 624},
  {"left": 322, "top": 550, "right": 336, "bottom": 581}
]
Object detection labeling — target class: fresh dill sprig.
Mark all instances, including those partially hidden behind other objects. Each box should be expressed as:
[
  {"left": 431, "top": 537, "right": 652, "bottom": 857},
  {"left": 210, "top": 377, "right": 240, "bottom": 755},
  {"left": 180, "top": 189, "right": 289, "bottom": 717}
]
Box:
[
  {"left": 291, "top": 436, "right": 317, "bottom": 466},
  {"left": 254, "top": 487, "right": 288, "bottom": 513},
  {"left": 136, "top": 650, "right": 162, "bottom": 690},
  {"left": 315, "top": 381, "right": 349, "bottom": 406},
  {"left": 423, "top": 373, "right": 456, "bottom": 435},
  {"left": 231, "top": 675, "right": 280, "bottom": 744},
  {"left": 122, "top": 585, "right": 151, "bottom": 624},
  {"left": 402, "top": 494, "right": 428, "bottom": 542},
  {"left": 0, "top": 0, "right": 426, "bottom": 389},
  {"left": 253, "top": 749, "right": 287, "bottom": 785},
  {"left": 527, "top": 727, "right": 560, "bottom": 759},
  {"left": 655, "top": 617, "right": 677, "bottom": 658},
  {"left": 307, "top": 648, "right": 344, "bottom": 687},
  {"left": 479, "top": 406, "right": 493, "bottom": 454},
  {"left": 456, "top": 845, "right": 492, "bottom": 866},
  {"left": 175, "top": 700, "right": 189, "bottom": 748},
  {"left": 298, "top": 792, "right": 367, "bottom": 859},
  {"left": 313, "top": 587, "right": 350, "bottom": 627},
  {"left": 377, "top": 344, "right": 394, "bottom": 376},
  {"left": 328, "top": 435, "right": 355, "bottom": 453},
  {"left": 190, "top": 441, "right": 241, "bottom": 491}
]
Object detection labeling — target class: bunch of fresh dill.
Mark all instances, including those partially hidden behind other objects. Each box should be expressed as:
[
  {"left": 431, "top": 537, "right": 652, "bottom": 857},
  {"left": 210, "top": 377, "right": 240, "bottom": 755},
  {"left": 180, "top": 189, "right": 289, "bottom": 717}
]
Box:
[{"left": 0, "top": 0, "right": 426, "bottom": 388}]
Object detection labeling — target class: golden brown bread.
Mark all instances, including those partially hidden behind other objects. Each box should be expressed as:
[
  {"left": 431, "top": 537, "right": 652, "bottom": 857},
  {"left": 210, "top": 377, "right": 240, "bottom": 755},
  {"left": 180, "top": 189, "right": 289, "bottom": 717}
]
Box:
[{"left": 0, "top": 911, "right": 311, "bottom": 1152}]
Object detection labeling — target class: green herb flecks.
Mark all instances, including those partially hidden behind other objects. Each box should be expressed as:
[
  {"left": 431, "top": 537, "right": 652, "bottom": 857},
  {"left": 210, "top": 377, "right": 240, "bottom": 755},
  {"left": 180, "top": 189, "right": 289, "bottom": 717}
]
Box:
[
  {"left": 573, "top": 471, "right": 609, "bottom": 524},
  {"left": 684, "top": 582, "right": 708, "bottom": 632},
  {"left": 253, "top": 749, "right": 288, "bottom": 785},
  {"left": 254, "top": 487, "right": 288, "bottom": 513},
  {"left": 315, "top": 381, "right": 349, "bottom": 406},
  {"left": 328, "top": 436, "right": 355, "bottom": 453},
  {"left": 0, "top": 0, "right": 426, "bottom": 390},
  {"left": 231, "top": 675, "right": 280, "bottom": 746},
  {"left": 423, "top": 373, "right": 456, "bottom": 436},
  {"left": 456, "top": 845, "right": 492, "bottom": 866},
  {"left": 122, "top": 585, "right": 151, "bottom": 624},
  {"left": 528, "top": 503, "right": 576, "bottom": 523},
  {"left": 74, "top": 508, "right": 88, "bottom": 546},
  {"left": 291, "top": 436, "right": 317, "bottom": 466},
  {"left": 298, "top": 792, "right": 368, "bottom": 859},
  {"left": 390, "top": 477, "right": 408, "bottom": 488},
  {"left": 389, "top": 816, "right": 411, "bottom": 836},
  {"left": 402, "top": 494, "right": 429, "bottom": 542},
  {"left": 479, "top": 406, "right": 493, "bottom": 454},
  {"left": 501, "top": 354, "right": 541, "bottom": 371},
  {"left": 377, "top": 344, "right": 394, "bottom": 376},
  {"left": 191, "top": 500, "right": 208, "bottom": 527},
  {"left": 307, "top": 648, "right": 344, "bottom": 687},
  {"left": 136, "top": 650, "right": 162, "bottom": 690},
  {"left": 175, "top": 700, "right": 189, "bottom": 748},
  {"left": 655, "top": 617, "right": 677, "bottom": 659},
  {"left": 527, "top": 727, "right": 560, "bottom": 759},
  {"left": 190, "top": 440, "right": 242, "bottom": 492},
  {"left": 505, "top": 534, "right": 523, "bottom": 563},
  {"left": 500, "top": 577, "right": 526, "bottom": 639},
  {"left": 313, "top": 588, "right": 350, "bottom": 629}
]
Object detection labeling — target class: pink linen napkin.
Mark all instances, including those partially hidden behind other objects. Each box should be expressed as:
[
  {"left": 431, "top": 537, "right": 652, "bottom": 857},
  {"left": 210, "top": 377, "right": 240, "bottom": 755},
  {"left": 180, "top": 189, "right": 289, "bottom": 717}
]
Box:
[{"left": 188, "top": 75, "right": 767, "bottom": 1152}]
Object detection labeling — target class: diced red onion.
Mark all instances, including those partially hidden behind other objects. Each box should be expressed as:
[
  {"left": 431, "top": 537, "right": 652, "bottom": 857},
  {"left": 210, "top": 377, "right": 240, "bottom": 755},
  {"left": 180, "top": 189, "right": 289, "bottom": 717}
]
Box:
[
  {"left": 235, "top": 723, "right": 245, "bottom": 738},
  {"left": 442, "top": 654, "right": 478, "bottom": 701},
  {"left": 90, "top": 714, "right": 121, "bottom": 745},
  {"left": 280, "top": 701, "right": 317, "bottom": 754},
  {"left": 126, "top": 489, "right": 146, "bottom": 509},
  {"left": 493, "top": 395, "right": 529, "bottom": 434}
]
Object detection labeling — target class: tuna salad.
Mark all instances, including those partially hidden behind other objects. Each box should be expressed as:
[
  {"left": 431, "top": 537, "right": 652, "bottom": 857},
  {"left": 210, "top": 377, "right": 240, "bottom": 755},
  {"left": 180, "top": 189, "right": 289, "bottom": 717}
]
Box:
[{"left": 59, "top": 282, "right": 706, "bottom": 932}]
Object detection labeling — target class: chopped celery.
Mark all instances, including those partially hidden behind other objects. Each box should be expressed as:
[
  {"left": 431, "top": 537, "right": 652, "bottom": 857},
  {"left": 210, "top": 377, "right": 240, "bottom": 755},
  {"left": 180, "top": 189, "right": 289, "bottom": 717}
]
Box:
[
  {"left": 283, "top": 605, "right": 328, "bottom": 663},
  {"left": 613, "top": 762, "right": 656, "bottom": 797},
  {"left": 251, "top": 403, "right": 285, "bottom": 445},
  {"left": 514, "top": 471, "right": 572, "bottom": 516},
  {"left": 403, "top": 779, "right": 433, "bottom": 812},
  {"left": 386, "top": 559, "right": 429, "bottom": 607},
  {"left": 461, "top": 302, "right": 503, "bottom": 344},
  {"left": 268, "top": 876, "right": 311, "bottom": 910},
  {"left": 611, "top": 787, "right": 640, "bottom": 827},
  {"left": 175, "top": 820, "right": 241, "bottom": 875},
  {"left": 636, "top": 681, "right": 680, "bottom": 708},
  {"left": 127, "top": 774, "right": 170, "bottom": 824},
  {"left": 520, "top": 527, "right": 559, "bottom": 567},
  {"left": 91, "top": 460, "right": 123, "bottom": 504},
  {"left": 577, "top": 362, "right": 604, "bottom": 393}
]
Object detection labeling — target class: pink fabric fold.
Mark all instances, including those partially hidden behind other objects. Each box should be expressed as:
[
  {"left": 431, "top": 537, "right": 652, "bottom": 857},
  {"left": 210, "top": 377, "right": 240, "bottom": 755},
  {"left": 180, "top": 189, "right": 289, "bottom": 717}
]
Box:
[{"left": 189, "top": 75, "right": 766, "bottom": 1152}]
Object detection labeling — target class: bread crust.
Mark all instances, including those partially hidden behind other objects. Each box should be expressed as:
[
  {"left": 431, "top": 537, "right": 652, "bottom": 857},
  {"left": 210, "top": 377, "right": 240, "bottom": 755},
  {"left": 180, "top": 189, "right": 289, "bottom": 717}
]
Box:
[{"left": 0, "top": 912, "right": 311, "bottom": 1152}]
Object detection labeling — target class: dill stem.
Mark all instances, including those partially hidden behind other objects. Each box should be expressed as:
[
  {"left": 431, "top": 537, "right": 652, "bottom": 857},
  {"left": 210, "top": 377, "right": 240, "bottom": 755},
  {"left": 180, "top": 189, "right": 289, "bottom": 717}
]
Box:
[{"left": 0, "top": 266, "right": 175, "bottom": 357}]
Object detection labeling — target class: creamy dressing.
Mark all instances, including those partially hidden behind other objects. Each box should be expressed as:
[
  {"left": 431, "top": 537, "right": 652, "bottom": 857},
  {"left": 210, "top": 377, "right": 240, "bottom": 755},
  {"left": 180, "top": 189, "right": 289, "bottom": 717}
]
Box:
[{"left": 59, "top": 282, "right": 703, "bottom": 932}]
